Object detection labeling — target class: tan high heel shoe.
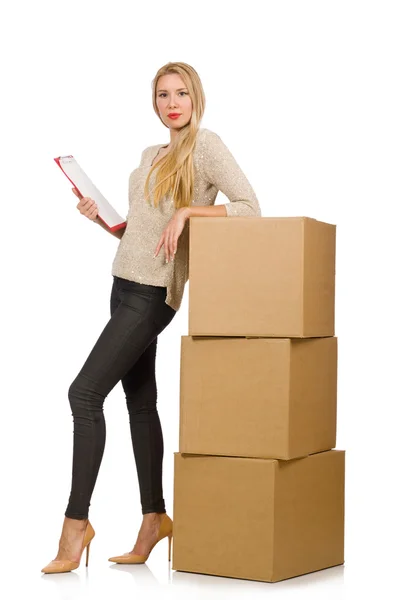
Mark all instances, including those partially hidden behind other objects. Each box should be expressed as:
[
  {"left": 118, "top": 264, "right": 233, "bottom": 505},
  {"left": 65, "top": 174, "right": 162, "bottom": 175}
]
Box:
[
  {"left": 41, "top": 520, "right": 95, "bottom": 574},
  {"left": 108, "top": 513, "right": 173, "bottom": 564}
]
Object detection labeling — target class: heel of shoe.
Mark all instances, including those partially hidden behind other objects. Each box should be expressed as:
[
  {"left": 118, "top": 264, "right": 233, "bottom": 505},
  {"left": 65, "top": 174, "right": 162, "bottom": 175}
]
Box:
[
  {"left": 167, "top": 533, "right": 172, "bottom": 562},
  {"left": 86, "top": 540, "right": 91, "bottom": 567}
]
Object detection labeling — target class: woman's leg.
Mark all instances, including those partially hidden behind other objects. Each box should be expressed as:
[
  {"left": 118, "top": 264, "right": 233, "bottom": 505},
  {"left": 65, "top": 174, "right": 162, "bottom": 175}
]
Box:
[
  {"left": 121, "top": 338, "right": 166, "bottom": 514},
  {"left": 109, "top": 278, "right": 167, "bottom": 514},
  {"left": 64, "top": 277, "right": 173, "bottom": 519},
  {"left": 112, "top": 279, "right": 176, "bottom": 559}
]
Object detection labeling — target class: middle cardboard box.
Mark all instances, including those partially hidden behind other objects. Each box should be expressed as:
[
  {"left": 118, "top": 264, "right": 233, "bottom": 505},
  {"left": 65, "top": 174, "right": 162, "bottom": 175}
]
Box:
[{"left": 179, "top": 335, "right": 337, "bottom": 460}]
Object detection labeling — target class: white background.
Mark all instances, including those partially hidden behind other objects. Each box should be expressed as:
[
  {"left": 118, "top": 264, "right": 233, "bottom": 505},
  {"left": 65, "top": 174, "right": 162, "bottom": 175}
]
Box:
[{"left": 1, "top": 0, "right": 396, "bottom": 598}]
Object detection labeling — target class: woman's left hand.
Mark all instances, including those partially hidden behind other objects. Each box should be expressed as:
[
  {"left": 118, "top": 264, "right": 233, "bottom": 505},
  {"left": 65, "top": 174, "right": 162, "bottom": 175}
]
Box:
[{"left": 154, "top": 207, "right": 190, "bottom": 263}]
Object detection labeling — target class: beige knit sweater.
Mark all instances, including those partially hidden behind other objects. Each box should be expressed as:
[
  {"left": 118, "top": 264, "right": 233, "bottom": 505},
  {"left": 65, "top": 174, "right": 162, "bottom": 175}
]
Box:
[{"left": 111, "top": 127, "right": 261, "bottom": 311}]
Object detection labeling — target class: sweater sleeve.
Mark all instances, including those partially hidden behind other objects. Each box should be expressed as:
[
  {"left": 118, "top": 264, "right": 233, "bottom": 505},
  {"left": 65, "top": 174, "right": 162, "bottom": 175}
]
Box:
[{"left": 202, "top": 129, "right": 261, "bottom": 217}]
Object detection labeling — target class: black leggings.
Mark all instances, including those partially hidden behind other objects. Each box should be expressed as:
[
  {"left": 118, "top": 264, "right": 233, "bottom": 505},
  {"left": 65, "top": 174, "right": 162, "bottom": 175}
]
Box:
[{"left": 64, "top": 275, "right": 176, "bottom": 519}]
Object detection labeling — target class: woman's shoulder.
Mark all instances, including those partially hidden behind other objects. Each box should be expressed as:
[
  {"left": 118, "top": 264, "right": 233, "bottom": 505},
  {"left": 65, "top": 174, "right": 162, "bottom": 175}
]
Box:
[
  {"left": 196, "top": 127, "right": 218, "bottom": 142},
  {"left": 137, "top": 144, "right": 162, "bottom": 167},
  {"left": 196, "top": 127, "right": 224, "bottom": 150},
  {"left": 140, "top": 144, "right": 158, "bottom": 159},
  {"left": 192, "top": 128, "right": 223, "bottom": 157}
]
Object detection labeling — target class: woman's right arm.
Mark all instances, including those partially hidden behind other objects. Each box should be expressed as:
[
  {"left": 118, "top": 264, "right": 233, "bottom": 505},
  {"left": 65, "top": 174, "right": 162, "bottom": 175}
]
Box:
[
  {"left": 73, "top": 146, "right": 148, "bottom": 238},
  {"left": 72, "top": 187, "right": 126, "bottom": 239}
]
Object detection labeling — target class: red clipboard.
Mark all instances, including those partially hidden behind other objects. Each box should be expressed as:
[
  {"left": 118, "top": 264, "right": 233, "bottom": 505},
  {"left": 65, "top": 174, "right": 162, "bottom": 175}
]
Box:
[{"left": 54, "top": 155, "right": 127, "bottom": 232}]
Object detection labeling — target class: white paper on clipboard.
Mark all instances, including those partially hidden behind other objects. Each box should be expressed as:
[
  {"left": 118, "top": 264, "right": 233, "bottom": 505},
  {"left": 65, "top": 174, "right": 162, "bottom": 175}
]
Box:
[{"left": 54, "top": 155, "right": 127, "bottom": 232}]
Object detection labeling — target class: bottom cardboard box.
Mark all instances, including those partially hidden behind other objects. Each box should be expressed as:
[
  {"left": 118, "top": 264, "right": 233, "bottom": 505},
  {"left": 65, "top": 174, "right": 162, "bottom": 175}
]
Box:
[{"left": 172, "top": 450, "right": 345, "bottom": 583}]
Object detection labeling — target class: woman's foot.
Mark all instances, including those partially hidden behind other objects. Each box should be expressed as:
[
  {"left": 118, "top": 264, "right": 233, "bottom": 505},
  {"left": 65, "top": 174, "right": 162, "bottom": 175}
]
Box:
[
  {"left": 52, "top": 516, "right": 89, "bottom": 563},
  {"left": 126, "top": 512, "right": 164, "bottom": 557}
]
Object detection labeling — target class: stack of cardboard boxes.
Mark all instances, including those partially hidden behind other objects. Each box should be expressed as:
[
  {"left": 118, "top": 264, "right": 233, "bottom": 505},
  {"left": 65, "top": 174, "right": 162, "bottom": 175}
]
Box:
[{"left": 172, "top": 216, "right": 345, "bottom": 583}]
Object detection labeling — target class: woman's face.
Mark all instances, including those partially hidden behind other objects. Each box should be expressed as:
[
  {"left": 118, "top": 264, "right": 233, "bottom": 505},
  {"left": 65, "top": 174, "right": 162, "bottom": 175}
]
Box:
[{"left": 156, "top": 73, "right": 192, "bottom": 131}]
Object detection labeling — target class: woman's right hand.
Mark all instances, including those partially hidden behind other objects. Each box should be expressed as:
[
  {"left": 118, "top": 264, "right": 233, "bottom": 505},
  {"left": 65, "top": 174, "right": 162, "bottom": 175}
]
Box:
[{"left": 72, "top": 187, "right": 99, "bottom": 222}]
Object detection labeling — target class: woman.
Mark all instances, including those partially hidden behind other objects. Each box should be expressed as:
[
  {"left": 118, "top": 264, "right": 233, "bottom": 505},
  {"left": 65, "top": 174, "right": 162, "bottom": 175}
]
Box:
[{"left": 41, "top": 61, "right": 261, "bottom": 574}]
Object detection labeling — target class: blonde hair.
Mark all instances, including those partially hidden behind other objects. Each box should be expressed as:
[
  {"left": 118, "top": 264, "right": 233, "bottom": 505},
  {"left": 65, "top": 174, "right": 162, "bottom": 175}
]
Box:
[{"left": 144, "top": 62, "right": 206, "bottom": 210}]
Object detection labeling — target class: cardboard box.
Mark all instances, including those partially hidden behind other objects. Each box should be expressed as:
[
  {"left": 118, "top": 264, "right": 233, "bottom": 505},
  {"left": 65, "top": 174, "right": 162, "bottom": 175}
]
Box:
[
  {"left": 188, "top": 216, "right": 336, "bottom": 337},
  {"left": 173, "top": 450, "right": 345, "bottom": 582},
  {"left": 180, "top": 335, "right": 337, "bottom": 460}
]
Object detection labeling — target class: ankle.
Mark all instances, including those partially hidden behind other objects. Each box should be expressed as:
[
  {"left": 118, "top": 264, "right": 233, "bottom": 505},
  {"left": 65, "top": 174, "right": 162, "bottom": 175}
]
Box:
[
  {"left": 142, "top": 512, "right": 164, "bottom": 522},
  {"left": 64, "top": 516, "right": 88, "bottom": 530}
]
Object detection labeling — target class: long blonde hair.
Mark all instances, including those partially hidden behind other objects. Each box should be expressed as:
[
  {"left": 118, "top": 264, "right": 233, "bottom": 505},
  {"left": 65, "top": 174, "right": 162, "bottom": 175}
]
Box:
[{"left": 144, "top": 62, "right": 206, "bottom": 210}]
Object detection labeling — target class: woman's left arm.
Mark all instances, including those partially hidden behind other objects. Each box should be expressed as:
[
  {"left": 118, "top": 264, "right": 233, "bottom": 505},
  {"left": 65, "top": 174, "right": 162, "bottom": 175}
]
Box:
[
  {"left": 154, "top": 129, "right": 261, "bottom": 262},
  {"left": 174, "top": 125, "right": 263, "bottom": 222},
  {"left": 201, "top": 128, "right": 262, "bottom": 218}
]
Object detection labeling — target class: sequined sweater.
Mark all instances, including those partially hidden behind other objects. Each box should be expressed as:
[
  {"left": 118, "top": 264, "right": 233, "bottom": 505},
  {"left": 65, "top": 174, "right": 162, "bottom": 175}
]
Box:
[{"left": 111, "top": 127, "right": 262, "bottom": 311}]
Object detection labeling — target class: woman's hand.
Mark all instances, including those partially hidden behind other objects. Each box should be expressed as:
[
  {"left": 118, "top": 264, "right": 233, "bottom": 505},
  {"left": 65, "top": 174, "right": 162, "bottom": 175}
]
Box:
[
  {"left": 154, "top": 207, "right": 190, "bottom": 263},
  {"left": 72, "top": 187, "right": 99, "bottom": 222}
]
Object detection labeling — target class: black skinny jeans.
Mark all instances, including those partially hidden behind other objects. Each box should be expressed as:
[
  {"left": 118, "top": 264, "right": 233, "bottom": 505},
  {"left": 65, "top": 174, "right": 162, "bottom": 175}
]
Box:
[{"left": 64, "top": 275, "right": 176, "bottom": 519}]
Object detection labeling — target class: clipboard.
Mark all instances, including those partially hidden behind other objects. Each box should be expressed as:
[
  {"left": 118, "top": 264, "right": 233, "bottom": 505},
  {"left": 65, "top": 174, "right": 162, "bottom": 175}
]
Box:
[{"left": 54, "top": 155, "right": 127, "bottom": 232}]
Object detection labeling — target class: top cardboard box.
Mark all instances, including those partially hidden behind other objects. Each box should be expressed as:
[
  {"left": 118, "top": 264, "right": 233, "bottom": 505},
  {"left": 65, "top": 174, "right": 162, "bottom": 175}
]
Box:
[{"left": 188, "top": 216, "right": 336, "bottom": 337}]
